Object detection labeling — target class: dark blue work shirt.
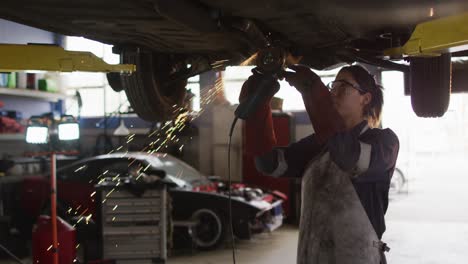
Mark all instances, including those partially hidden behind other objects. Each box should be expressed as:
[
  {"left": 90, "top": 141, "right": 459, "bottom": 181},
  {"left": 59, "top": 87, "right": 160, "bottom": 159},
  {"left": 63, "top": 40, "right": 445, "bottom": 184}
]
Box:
[{"left": 255, "top": 121, "right": 399, "bottom": 239}]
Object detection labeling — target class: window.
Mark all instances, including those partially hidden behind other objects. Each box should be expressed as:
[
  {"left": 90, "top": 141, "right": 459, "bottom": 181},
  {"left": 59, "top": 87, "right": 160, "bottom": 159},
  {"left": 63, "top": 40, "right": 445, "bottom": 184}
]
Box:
[
  {"left": 63, "top": 36, "right": 129, "bottom": 117},
  {"left": 187, "top": 75, "right": 200, "bottom": 111}
]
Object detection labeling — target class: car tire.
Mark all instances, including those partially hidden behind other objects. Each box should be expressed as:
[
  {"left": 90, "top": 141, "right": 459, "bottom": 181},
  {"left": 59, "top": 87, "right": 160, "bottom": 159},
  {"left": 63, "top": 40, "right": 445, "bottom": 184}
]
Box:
[
  {"left": 189, "top": 208, "right": 226, "bottom": 250},
  {"left": 390, "top": 168, "right": 405, "bottom": 195},
  {"left": 106, "top": 72, "right": 124, "bottom": 92},
  {"left": 409, "top": 53, "right": 452, "bottom": 117},
  {"left": 119, "top": 48, "right": 188, "bottom": 121}
]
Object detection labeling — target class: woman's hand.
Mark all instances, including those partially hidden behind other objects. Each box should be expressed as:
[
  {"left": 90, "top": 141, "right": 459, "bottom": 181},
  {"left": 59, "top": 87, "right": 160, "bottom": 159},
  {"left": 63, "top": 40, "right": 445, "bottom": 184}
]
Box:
[
  {"left": 281, "top": 64, "right": 322, "bottom": 94},
  {"left": 239, "top": 71, "right": 280, "bottom": 102}
]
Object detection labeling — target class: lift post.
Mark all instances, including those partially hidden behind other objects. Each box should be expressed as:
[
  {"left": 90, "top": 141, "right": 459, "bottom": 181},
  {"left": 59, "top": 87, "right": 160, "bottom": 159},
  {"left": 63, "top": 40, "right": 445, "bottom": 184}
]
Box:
[{"left": 0, "top": 43, "right": 135, "bottom": 73}]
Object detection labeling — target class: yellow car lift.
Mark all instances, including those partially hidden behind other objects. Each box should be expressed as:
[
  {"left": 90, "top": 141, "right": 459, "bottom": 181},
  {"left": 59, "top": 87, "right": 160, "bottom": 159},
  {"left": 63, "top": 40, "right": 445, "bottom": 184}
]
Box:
[
  {"left": 385, "top": 12, "right": 468, "bottom": 57},
  {"left": 0, "top": 43, "right": 135, "bottom": 73}
]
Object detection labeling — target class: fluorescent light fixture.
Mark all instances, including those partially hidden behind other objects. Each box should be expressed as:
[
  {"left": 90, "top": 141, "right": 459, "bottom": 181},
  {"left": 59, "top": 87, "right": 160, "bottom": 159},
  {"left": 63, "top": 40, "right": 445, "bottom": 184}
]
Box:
[
  {"left": 26, "top": 126, "right": 49, "bottom": 144},
  {"left": 58, "top": 123, "right": 80, "bottom": 140},
  {"left": 113, "top": 119, "right": 130, "bottom": 136}
]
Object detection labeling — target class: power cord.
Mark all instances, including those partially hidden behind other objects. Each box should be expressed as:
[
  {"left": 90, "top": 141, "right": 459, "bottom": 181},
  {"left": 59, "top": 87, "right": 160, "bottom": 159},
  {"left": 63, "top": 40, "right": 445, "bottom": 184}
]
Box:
[
  {"left": 0, "top": 243, "right": 25, "bottom": 264},
  {"left": 228, "top": 116, "right": 239, "bottom": 264}
]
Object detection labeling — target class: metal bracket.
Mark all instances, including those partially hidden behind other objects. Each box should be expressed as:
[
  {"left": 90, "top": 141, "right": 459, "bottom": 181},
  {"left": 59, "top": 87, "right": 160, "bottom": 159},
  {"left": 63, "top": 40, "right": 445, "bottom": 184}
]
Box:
[
  {"left": 384, "top": 12, "right": 468, "bottom": 58},
  {"left": 0, "top": 43, "right": 136, "bottom": 73}
]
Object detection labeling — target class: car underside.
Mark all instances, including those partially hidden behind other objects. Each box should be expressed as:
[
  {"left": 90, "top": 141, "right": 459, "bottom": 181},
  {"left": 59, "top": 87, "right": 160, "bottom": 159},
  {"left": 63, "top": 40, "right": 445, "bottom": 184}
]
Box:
[{"left": 1, "top": 0, "right": 468, "bottom": 120}]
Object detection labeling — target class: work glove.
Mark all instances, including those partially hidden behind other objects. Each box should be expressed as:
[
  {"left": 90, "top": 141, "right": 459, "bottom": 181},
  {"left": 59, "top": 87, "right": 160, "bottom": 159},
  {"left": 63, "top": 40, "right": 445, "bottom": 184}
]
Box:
[
  {"left": 280, "top": 64, "right": 322, "bottom": 94},
  {"left": 239, "top": 71, "right": 280, "bottom": 103},
  {"left": 240, "top": 71, "right": 279, "bottom": 157},
  {"left": 327, "top": 131, "right": 361, "bottom": 171}
]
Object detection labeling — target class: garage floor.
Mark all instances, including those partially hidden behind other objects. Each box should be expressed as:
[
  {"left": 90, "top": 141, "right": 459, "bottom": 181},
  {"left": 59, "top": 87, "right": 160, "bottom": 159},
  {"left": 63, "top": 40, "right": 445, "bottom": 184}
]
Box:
[
  {"left": 169, "top": 226, "right": 298, "bottom": 264},
  {"left": 1, "top": 154, "right": 467, "bottom": 264},
  {"left": 170, "top": 154, "right": 468, "bottom": 264},
  {"left": 382, "top": 154, "right": 468, "bottom": 264}
]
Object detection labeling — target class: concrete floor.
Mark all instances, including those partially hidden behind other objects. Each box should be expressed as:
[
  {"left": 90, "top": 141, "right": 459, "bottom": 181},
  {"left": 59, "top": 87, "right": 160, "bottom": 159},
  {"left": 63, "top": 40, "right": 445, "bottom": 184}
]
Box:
[
  {"left": 382, "top": 154, "right": 468, "bottom": 264},
  {"left": 2, "top": 154, "right": 468, "bottom": 264},
  {"left": 169, "top": 226, "right": 298, "bottom": 264},
  {"left": 169, "top": 154, "right": 468, "bottom": 264}
]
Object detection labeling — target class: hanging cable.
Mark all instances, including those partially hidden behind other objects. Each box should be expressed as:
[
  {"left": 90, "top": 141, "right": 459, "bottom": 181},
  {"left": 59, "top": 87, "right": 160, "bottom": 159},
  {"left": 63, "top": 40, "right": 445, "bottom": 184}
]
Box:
[
  {"left": 0, "top": 243, "right": 25, "bottom": 264},
  {"left": 227, "top": 116, "right": 239, "bottom": 264}
]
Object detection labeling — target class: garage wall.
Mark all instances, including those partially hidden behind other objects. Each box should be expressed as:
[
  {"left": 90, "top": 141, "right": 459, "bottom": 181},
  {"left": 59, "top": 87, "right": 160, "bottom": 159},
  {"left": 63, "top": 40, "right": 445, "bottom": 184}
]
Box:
[
  {"left": 0, "top": 97, "right": 55, "bottom": 120},
  {"left": 207, "top": 103, "right": 243, "bottom": 181},
  {"left": 0, "top": 20, "right": 62, "bottom": 120},
  {"left": 0, "top": 20, "right": 62, "bottom": 157},
  {"left": 0, "top": 19, "right": 57, "bottom": 45}
]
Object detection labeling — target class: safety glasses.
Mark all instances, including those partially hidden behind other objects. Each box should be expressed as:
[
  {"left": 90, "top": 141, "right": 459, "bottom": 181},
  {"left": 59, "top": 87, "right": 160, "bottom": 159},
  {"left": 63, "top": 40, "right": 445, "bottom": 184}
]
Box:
[{"left": 327, "top": 80, "right": 367, "bottom": 95}]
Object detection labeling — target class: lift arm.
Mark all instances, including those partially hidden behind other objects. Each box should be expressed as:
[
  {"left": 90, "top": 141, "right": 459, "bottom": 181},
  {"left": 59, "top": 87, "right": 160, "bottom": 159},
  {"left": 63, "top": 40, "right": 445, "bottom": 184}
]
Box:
[
  {"left": 385, "top": 12, "right": 468, "bottom": 57},
  {"left": 0, "top": 43, "right": 135, "bottom": 73}
]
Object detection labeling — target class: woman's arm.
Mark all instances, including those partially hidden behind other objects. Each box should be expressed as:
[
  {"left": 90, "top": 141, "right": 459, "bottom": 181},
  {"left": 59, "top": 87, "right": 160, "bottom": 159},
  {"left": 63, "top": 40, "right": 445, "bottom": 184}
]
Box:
[
  {"left": 255, "top": 134, "right": 324, "bottom": 178},
  {"left": 355, "top": 129, "right": 400, "bottom": 182},
  {"left": 328, "top": 127, "right": 400, "bottom": 182},
  {"left": 240, "top": 74, "right": 279, "bottom": 157},
  {"left": 244, "top": 64, "right": 346, "bottom": 178},
  {"left": 282, "top": 65, "right": 346, "bottom": 144}
]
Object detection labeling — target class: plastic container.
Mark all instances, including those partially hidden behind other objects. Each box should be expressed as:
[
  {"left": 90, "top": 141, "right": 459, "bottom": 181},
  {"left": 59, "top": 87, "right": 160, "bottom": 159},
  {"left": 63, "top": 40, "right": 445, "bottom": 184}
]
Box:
[
  {"left": 17, "top": 72, "right": 27, "bottom": 89},
  {"left": 26, "top": 73, "right": 36, "bottom": 89},
  {"left": 32, "top": 215, "right": 77, "bottom": 264},
  {"left": 6, "top": 73, "right": 16, "bottom": 88},
  {"left": 38, "top": 78, "right": 58, "bottom": 92}
]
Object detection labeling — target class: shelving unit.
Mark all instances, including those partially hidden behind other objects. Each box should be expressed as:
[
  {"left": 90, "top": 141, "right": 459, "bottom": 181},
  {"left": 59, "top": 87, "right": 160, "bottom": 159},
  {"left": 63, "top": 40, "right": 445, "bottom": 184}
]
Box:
[
  {"left": 0, "top": 133, "right": 24, "bottom": 141},
  {"left": 0, "top": 87, "right": 67, "bottom": 102}
]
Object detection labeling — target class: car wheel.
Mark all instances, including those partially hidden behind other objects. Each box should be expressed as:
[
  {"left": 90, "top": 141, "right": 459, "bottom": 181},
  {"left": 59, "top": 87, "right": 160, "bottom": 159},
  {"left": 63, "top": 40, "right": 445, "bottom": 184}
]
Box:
[
  {"left": 390, "top": 168, "right": 405, "bottom": 195},
  {"left": 409, "top": 53, "right": 452, "bottom": 117},
  {"left": 117, "top": 48, "right": 188, "bottom": 121},
  {"left": 106, "top": 72, "right": 124, "bottom": 92},
  {"left": 190, "top": 208, "right": 226, "bottom": 250}
]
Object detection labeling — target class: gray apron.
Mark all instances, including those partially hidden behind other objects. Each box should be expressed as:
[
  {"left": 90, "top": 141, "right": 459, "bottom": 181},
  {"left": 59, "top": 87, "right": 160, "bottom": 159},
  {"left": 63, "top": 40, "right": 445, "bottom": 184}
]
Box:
[{"left": 298, "top": 152, "right": 383, "bottom": 264}]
